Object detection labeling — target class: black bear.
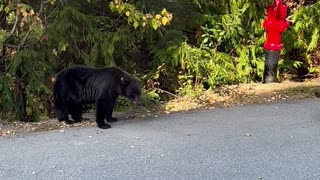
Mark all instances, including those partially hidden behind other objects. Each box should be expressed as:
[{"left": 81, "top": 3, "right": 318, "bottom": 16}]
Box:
[{"left": 53, "top": 65, "right": 141, "bottom": 129}]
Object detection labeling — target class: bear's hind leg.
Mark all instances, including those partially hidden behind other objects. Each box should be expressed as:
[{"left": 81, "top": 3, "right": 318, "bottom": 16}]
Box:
[{"left": 55, "top": 101, "right": 76, "bottom": 124}]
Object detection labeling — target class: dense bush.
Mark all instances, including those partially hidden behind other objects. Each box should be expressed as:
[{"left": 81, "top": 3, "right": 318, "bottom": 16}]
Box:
[{"left": 0, "top": 0, "right": 319, "bottom": 122}]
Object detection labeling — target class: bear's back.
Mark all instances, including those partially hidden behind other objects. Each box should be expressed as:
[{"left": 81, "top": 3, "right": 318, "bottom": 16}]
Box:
[{"left": 56, "top": 65, "right": 138, "bottom": 85}]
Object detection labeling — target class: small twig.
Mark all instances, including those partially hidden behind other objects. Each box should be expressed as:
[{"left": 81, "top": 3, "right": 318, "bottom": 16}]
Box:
[
  {"left": 17, "top": 30, "right": 31, "bottom": 51},
  {"left": 73, "top": 39, "right": 82, "bottom": 58},
  {"left": 153, "top": 87, "right": 180, "bottom": 98},
  {"left": 228, "top": 48, "right": 236, "bottom": 56},
  {"left": 108, "top": 11, "right": 125, "bottom": 32},
  {"left": 3, "top": 42, "right": 34, "bottom": 49},
  {"left": 59, "top": 0, "right": 65, "bottom": 6},
  {"left": 46, "top": 5, "right": 59, "bottom": 21},
  {"left": 9, "top": 9, "right": 19, "bottom": 36},
  {"left": 286, "top": 15, "right": 294, "bottom": 22}
]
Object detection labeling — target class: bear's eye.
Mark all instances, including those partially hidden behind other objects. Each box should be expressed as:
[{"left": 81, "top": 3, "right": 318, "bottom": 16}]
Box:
[{"left": 121, "top": 77, "right": 130, "bottom": 86}]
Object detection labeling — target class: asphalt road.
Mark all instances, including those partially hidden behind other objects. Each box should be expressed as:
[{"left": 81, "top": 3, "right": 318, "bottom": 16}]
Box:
[{"left": 1, "top": 99, "right": 320, "bottom": 180}]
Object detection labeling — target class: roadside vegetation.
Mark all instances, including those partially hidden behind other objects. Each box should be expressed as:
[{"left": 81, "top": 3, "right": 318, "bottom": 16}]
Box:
[{"left": 0, "top": 0, "right": 320, "bottom": 135}]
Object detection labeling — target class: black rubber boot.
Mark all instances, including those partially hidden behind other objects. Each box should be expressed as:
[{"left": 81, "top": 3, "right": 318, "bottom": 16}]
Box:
[{"left": 263, "top": 50, "right": 280, "bottom": 83}]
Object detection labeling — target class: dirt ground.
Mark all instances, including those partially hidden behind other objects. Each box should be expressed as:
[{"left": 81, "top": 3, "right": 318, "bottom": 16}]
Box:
[{"left": 1, "top": 79, "right": 320, "bottom": 137}]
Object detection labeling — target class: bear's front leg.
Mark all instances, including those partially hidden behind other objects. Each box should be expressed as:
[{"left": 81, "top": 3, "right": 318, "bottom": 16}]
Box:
[
  {"left": 105, "top": 97, "right": 117, "bottom": 122},
  {"left": 95, "top": 99, "right": 111, "bottom": 129},
  {"left": 54, "top": 99, "right": 68, "bottom": 122},
  {"left": 70, "top": 103, "right": 83, "bottom": 123}
]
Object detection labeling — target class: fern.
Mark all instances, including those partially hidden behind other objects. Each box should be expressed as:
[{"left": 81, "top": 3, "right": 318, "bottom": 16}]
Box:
[{"left": 292, "top": 1, "right": 320, "bottom": 52}]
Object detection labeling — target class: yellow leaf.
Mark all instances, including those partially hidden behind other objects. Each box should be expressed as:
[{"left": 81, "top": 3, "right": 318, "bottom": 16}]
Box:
[
  {"left": 161, "top": 17, "right": 169, "bottom": 26},
  {"left": 30, "top": 9, "right": 34, "bottom": 16},
  {"left": 52, "top": 49, "right": 58, "bottom": 56},
  {"left": 22, "top": 11, "right": 28, "bottom": 17},
  {"left": 143, "top": 16, "right": 147, "bottom": 21},
  {"left": 155, "top": 14, "right": 161, "bottom": 20},
  {"left": 167, "top": 13, "right": 173, "bottom": 21},
  {"left": 142, "top": 21, "right": 147, "bottom": 27},
  {"left": 125, "top": 11, "right": 130, "bottom": 16},
  {"left": 153, "top": 73, "right": 159, "bottom": 80},
  {"left": 161, "top": 8, "right": 167, "bottom": 16}
]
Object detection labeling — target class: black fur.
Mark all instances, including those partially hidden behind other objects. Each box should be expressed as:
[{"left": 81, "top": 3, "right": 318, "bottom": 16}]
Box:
[{"left": 53, "top": 66, "right": 141, "bottom": 129}]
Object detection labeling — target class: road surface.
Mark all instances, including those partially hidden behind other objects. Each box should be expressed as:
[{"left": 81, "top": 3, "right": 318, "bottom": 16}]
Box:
[{"left": 1, "top": 99, "right": 320, "bottom": 180}]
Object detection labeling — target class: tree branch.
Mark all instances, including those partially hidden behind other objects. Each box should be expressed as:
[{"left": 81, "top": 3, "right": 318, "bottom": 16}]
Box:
[
  {"left": 108, "top": 11, "right": 125, "bottom": 32},
  {"left": 17, "top": 30, "right": 31, "bottom": 51},
  {"left": 9, "top": 9, "right": 19, "bottom": 36},
  {"left": 153, "top": 87, "right": 180, "bottom": 98}
]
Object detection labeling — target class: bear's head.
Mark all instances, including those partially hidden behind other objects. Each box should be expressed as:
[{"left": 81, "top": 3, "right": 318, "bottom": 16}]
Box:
[{"left": 120, "top": 76, "right": 141, "bottom": 102}]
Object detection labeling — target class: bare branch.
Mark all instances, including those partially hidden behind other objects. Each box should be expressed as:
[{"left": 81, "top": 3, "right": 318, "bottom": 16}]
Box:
[
  {"left": 286, "top": 15, "right": 294, "bottom": 22},
  {"left": 9, "top": 9, "right": 19, "bottom": 36},
  {"left": 4, "top": 40, "right": 37, "bottom": 49},
  {"left": 59, "top": 0, "right": 65, "bottom": 6},
  {"left": 17, "top": 31, "right": 31, "bottom": 51},
  {"left": 108, "top": 11, "right": 125, "bottom": 32},
  {"left": 153, "top": 87, "right": 180, "bottom": 98}
]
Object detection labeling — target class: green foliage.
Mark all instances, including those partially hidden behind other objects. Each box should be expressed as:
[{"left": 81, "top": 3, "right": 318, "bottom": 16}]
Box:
[
  {"left": 278, "top": 59, "right": 303, "bottom": 74},
  {"left": 0, "top": 29, "right": 9, "bottom": 47},
  {"left": 292, "top": 1, "right": 320, "bottom": 52},
  {"left": 115, "top": 89, "right": 160, "bottom": 111},
  {"left": 0, "top": 1, "right": 52, "bottom": 121},
  {"left": 148, "top": 0, "right": 267, "bottom": 96},
  {"left": 140, "top": 89, "right": 161, "bottom": 105},
  {"left": 109, "top": 0, "right": 173, "bottom": 30},
  {"left": 0, "top": 0, "right": 319, "bottom": 122},
  {"left": 0, "top": 75, "right": 15, "bottom": 120},
  {"left": 281, "top": 1, "right": 320, "bottom": 75}
]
